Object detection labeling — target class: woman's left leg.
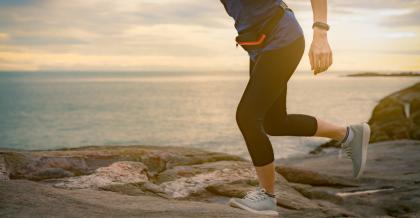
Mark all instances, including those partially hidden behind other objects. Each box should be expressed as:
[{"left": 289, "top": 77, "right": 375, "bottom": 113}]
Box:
[{"left": 236, "top": 35, "right": 306, "bottom": 194}]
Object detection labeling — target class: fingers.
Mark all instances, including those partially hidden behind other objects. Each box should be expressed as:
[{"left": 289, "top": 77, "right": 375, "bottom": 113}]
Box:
[
  {"left": 313, "top": 52, "right": 323, "bottom": 75},
  {"left": 309, "top": 50, "right": 314, "bottom": 71},
  {"left": 320, "top": 52, "right": 328, "bottom": 73},
  {"left": 309, "top": 44, "right": 333, "bottom": 75},
  {"left": 316, "top": 51, "right": 332, "bottom": 74}
]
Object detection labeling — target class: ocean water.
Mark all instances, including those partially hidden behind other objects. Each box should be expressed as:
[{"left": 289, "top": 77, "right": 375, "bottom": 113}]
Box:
[{"left": 0, "top": 71, "right": 418, "bottom": 160}]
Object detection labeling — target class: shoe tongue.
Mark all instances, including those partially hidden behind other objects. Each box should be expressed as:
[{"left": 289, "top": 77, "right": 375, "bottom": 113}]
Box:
[{"left": 257, "top": 187, "right": 266, "bottom": 193}]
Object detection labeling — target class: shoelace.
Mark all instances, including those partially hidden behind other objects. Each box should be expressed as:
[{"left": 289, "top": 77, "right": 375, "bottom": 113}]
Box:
[
  {"left": 338, "top": 142, "right": 352, "bottom": 159},
  {"left": 243, "top": 188, "right": 267, "bottom": 201}
]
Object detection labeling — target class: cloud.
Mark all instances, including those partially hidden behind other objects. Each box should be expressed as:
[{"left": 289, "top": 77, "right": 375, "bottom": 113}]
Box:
[
  {"left": 0, "top": 33, "right": 10, "bottom": 41},
  {"left": 377, "top": 9, "right": 420, "bottom": 27},
  {"left": 0, "top": 0, "right": 40, "bottom": 7},
  {"left": 0, "top": 0, "right": 418, "bottom": 71}
]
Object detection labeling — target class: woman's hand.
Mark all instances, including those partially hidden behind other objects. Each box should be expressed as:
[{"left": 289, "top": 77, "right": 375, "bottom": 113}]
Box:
[{"left": 309, "top": 28, "right": 332, "bottom": 75}]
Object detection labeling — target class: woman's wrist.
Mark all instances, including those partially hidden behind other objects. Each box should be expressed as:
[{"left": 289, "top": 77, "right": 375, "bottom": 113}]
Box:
[{"left": 313, "top": 28, "right": 328, "bottom": 39}]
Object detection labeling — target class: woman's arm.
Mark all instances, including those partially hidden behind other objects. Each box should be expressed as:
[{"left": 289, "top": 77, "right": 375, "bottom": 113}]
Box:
[{"left": 309, "top": 0, "right": 332, "bottom": 75}]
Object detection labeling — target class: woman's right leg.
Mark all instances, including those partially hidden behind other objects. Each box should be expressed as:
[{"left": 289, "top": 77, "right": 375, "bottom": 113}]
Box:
[
  {"left": 262, "top": 87, "right": 347, "bottom": 141},
  {"left": 313, "top": 118, "right": 347, "bottom": 141}
]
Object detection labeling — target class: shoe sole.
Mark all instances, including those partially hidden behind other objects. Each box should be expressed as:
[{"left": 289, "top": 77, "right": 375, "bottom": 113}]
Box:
[
  {"left": 228, "top": 199, "right": 279, "bottom": 216},
  {"left": 355, "top": 123, "right": 370, "bottom": 179}
]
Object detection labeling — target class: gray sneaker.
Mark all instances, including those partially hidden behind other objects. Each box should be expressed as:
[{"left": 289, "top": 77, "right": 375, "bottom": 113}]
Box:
[
  {"left": 340, "top": 122, "right": 371, "bottom": 179},
  {"left": 228, "top": 187, "right": 278, "bottom": 216}
]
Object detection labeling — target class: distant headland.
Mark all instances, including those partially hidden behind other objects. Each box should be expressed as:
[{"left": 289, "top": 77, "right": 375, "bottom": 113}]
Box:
[{"left": 346, "top": 71, "right": 420, "bottom": 77}]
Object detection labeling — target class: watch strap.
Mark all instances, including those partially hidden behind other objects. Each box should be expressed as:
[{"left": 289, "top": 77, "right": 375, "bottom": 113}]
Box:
[{"left": 312, "top": 21, "right": 330, "bottom": 31}]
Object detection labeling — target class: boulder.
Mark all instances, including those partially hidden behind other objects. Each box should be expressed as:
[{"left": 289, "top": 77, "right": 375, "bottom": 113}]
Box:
[{"left": 368, "top": 82, "right": 420, "bottom": 142}]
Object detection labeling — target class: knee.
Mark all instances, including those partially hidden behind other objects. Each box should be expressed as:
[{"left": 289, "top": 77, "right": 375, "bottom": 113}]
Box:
[
  {"left": 235, "top": 103, "right": 248, "bottom": 129},
  {"left": 236, "top": 103, "right": 257, "bottom": 131}
]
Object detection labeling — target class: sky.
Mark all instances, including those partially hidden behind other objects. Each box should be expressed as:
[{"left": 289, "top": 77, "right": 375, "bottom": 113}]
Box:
[{"left": 0, "top": 0, "right": 419, "bottom": 72}]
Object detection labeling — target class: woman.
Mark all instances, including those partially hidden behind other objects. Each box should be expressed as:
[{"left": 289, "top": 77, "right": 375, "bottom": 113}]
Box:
[{"left": 220, "top": 0, "right": 371, "bottom": 216}]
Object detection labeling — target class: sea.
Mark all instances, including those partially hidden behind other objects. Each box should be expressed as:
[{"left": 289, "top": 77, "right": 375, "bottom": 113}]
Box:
[{"left": 0, "top": 71, "right": 418, "bottom": 160}]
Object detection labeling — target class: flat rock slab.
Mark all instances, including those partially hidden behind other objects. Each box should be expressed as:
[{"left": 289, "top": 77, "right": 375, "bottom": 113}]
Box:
[
  {"left": 0, "top": 179, "right": 273, "bottom": 218},
  {"left": 276, "top": 140, "right": 420, "bottom": 181},
  {"left": 275, "top": 165, "right": 359, "bottom": 187},
  {"left": 276, "top": 140, "right": 420, "bottom": 217}
]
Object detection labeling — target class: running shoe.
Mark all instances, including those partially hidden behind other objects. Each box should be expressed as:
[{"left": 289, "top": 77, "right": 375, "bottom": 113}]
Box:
[
  {"left": 228, "top": 187, "right": 278, "bottom": 216},
  {"left": 339, "top": 122, "right": 371, "bottom": 179}
]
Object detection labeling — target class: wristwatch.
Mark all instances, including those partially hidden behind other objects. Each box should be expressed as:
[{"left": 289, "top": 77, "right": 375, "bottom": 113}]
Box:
[{"left": 312, "top": 21, "right": 330, "bottom": 31}]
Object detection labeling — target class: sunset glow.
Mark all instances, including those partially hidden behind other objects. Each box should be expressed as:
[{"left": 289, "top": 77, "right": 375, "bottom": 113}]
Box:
[{"left": 0, "top": 0, "right": 419, "bottom": 72}]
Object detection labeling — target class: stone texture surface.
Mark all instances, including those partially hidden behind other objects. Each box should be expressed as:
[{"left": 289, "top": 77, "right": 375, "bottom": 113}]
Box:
[
  {"left": 0, "top": 179, "right": 271, "bottom": 218},
  {"left": 2, "top": 140, "right": 419, "bottom": 217},
  {"left": 0, "top": 155, "right": 9, "bottom": 180},
  {"left": 53, "top": 161, "right": 150, "bottom": 189},
  {"left": 276, "top": 139, "right": 420, "bottom": 217},
  {"left": 276, "top": 165, "right": 359, "bottom": 187},
  {"left": 368, "top": 82, "right": 420, "bottom": 142}
]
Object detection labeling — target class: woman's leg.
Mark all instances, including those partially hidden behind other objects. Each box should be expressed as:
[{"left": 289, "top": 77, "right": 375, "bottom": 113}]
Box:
[
  {"left": 262, "top": 87, "right": 347, "bottom": 141},
  {"left": 313, "top": 118, "right": 347, "bottom": 141},
  {"left": 236, "top": 35, "right": 305, "bottom": 195}
]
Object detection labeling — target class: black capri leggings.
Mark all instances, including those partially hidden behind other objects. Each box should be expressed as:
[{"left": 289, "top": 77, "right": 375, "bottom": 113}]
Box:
[{"left": 236, "top": 35, "right": 318, "bottom": 167}]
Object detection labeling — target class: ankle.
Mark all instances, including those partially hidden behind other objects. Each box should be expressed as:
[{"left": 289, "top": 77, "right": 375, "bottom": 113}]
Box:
[
  {"left": 339, "top": 126, "right": 354, "bottom": 146},
  {"left": 335, "top": 126, "right": 347, "bottom": 142}
]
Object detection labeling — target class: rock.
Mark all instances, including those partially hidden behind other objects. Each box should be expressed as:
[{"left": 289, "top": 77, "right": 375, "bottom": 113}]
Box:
[
  {"left": 206, "top": 179, "right": 258, "bottom": 198},
  {"left": 277, "top": 140, "right": 420, "bottom": 217},
  {"left": 273, "top": 173, "right": 320, "bottom": 210},
  {"left": 368, "top": 82, "right": 420, "bottom": 143},
  {"left": 32, "top": 168, "right": 74, "bottom": 180},
  {"left": 275, "top": 165, "right": 359, "bottom": 187},
  {"left": 100, "top": 182, "right": 169, "bottom": 198},
  {"left": 207, "top": 173, "right": 320, "bottom": 210},
  {"left": 274, "top": 186, "right": 319, "bottom": 210},
  {"left": 157, "top": 161, "right": 257, "bottom": 198},
  {"left": 0, "top": 155, "right": 9, "bottom": 180},
  {"left": 2, "top": 139, "right": 419, "bottom": 217},
  {"left": 0, "top": 179, "right": 270, "bottom": 218},
  {"left": 2, "top": 152, "right": 90, "bottom": 180},
  {"left": 2, "top": 145, "right": 245, "bottom": 181},
  {"left": 156, "top": 160, "right": 252, "bottom": 184},
  {"left": 289, "top": 183, "right": 343, "bottom": 204},
  {"left": 309, "top": 139, "right": 341, "bottom": 155},
  {"left": 53, "top": 161, "right": 149, "bottom": 189}
]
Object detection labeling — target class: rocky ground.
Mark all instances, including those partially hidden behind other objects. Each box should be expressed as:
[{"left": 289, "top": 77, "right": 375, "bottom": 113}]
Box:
[
  {"left": 1, "top": 82, "right": 419, "bottom": 218},
  {"left": 1, "top": 139, "right": 419, "bottom": 218}
]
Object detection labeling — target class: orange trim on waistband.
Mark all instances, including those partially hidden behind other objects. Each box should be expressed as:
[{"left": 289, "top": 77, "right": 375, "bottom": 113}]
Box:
[{"left": 238, "top": 34, "right": 267, "bottom": 46}]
